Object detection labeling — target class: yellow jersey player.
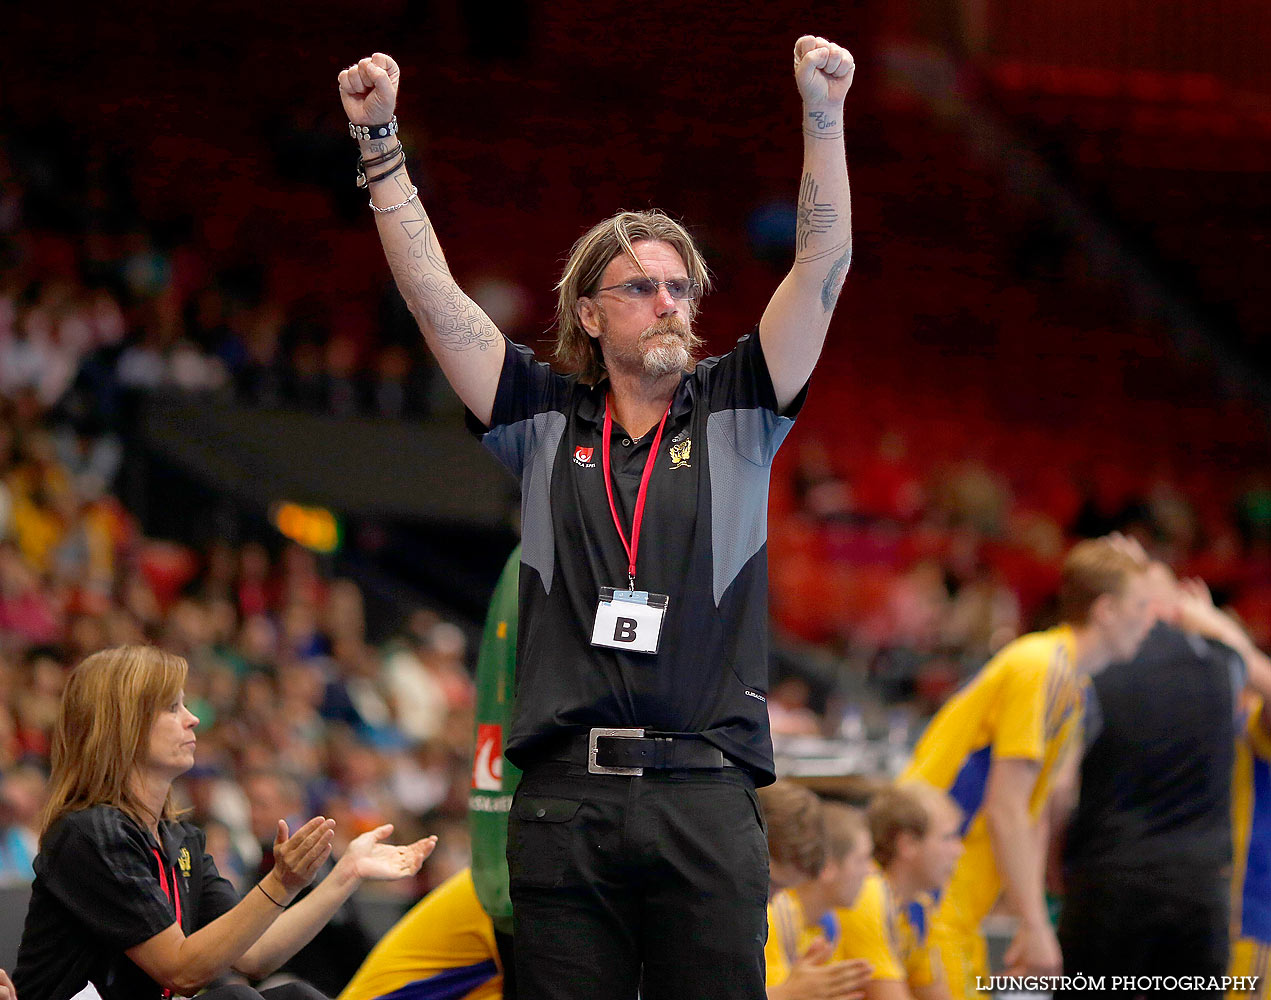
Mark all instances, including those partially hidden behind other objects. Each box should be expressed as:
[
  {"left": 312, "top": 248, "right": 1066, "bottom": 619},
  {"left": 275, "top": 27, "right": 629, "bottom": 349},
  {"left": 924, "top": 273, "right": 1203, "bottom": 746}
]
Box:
[
  {"left": 765, "top": 802, "right": 874, "bottom": 1000},
  {"left": 337, "top": 867, "right": 503, "bottom": 1000},
  {"left": 836, "top": 784, "right": 964, "bottom": 1000},
  {"left": 901, "top": 537, "right": 1153, "bottom": 997},
  {"left": 1230, "top": 695, "right": 1271, "bottom": 999}
]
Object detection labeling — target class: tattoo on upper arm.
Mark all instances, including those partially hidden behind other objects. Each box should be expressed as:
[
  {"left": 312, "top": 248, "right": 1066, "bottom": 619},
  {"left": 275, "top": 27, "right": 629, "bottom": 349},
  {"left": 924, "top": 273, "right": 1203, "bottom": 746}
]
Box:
[
  {"left": 795, "top": 173, "right": 838, "bottom": 254},
  {"left": 803, "top": 111, "right": 844, "bottom": 140},
  {"left": 820, "top": 245, "right": 852, "bottom": 314},
  {"left": 381, "top": 176, "right": 499, "bottom": 352},
  {"left": 795, "top": 236, "right": 850, "bottom": 265}
]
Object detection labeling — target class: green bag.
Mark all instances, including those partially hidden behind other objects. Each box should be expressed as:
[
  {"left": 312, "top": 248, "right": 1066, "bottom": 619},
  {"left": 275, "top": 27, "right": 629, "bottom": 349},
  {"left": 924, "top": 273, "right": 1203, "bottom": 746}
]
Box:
[{"left": 468, "top": 545, "right": 522, "bottom": 934}]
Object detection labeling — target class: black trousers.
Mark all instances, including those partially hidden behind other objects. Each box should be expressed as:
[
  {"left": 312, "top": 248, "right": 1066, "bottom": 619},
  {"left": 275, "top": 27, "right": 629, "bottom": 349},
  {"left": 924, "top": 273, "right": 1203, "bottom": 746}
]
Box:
[
  {"left": 1056, "top": 868, "right": 1229, "bottom": 999},
  {"left": 506, "top": 759, "right": 769, "bottom": 1000}
]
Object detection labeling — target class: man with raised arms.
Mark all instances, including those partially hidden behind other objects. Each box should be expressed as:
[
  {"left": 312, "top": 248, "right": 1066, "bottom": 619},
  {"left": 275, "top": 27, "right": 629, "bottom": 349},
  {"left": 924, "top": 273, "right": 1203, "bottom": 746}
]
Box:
[{"left": 338, "top": 36, "right": 855, "bottom": 1000}]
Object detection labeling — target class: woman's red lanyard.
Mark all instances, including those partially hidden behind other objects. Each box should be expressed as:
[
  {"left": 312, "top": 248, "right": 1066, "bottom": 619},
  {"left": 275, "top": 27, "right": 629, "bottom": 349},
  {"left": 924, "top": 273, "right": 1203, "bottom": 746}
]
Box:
[
  {"left": 602, "top": 396, "right": 671, "bottom": 592},
  {"left": 152, "top": 846, "right": 183, "bottom": 999}
]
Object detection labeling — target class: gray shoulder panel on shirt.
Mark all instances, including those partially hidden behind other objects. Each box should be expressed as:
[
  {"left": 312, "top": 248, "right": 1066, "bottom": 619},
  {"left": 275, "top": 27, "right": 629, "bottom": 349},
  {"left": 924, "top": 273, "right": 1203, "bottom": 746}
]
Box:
[
  {"left": 512, "top": 411, "right": 566, "bottom": 595},
  {"left": 707, "top": 408, "right": 797, "bottom": 607}
]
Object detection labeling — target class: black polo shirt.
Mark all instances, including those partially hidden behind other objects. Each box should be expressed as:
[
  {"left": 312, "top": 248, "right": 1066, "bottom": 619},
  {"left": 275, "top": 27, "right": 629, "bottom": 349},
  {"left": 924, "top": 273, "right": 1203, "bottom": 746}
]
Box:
[
  {"left": 14, "top": 805, "right": 240, "bottom": 1000},
  {"left": 469, "top": 328, "right": 805, "bottom": 784},
  {"left": 1064, "top": 621, "right": 1247, "bottom": 883}
]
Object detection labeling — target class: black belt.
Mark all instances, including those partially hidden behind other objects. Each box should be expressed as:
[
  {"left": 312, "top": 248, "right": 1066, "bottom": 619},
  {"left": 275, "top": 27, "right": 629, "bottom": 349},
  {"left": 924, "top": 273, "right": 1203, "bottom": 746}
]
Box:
[{"left": 563, "top": 728, "right": 737, "bottom": 775}]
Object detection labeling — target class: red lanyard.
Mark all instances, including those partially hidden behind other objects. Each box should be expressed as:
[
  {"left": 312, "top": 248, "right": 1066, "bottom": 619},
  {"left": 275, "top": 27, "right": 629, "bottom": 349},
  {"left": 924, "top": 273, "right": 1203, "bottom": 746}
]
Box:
[
  {"left": 601, "top": 396, "right": 671, "bottom": 591},
  {"left": 152, "top": 846, "right": 183, "bottom": 999}
]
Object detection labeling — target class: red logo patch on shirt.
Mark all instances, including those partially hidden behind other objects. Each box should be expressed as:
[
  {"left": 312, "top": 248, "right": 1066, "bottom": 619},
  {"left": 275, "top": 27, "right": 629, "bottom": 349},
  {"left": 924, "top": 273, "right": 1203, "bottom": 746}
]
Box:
[
  {"left": 472, "top": 723, "right": 504, "bottom": 790},
  {"left": 573, "top": 446, "right": 595, "bottom": 467}
]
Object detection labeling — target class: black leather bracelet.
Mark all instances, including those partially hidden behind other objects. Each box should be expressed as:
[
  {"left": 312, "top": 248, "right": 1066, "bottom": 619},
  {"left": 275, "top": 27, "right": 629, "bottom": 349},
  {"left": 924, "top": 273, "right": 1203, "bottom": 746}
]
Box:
[
  {"left": 349, "top": 116, "right": 398, "bottom": 141},
  {"left": 365, "top": 150, "right": 407, "bottom": 185},
  {"left": 359, "top": 141, "right": 403, "bottom": 169}
]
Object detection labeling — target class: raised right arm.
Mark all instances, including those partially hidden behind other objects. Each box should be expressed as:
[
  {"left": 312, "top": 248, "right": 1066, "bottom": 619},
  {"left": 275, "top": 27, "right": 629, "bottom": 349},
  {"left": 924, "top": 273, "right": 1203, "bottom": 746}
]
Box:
[{"left": 338, "top": 54, "right": 505, "bottom": 425}]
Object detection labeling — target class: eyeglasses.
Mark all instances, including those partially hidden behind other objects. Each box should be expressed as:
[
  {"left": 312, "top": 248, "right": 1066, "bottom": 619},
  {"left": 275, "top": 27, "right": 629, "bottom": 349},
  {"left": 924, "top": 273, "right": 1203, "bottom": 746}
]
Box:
[{"left": 593, "top": 277, "right": 702, "bottom": 301}]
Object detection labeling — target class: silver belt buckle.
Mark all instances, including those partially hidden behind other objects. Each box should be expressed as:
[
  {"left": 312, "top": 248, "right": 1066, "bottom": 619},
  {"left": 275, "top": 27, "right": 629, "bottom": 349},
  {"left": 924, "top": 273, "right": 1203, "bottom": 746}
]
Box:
[{"left": 588, "top": 727, "right": 645, "bottom": 776}]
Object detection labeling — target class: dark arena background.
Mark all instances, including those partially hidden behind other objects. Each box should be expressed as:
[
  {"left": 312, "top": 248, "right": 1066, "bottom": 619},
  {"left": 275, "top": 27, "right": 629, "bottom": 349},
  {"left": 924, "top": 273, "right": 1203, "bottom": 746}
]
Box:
[{"left": 1, "top": 0, "right": 1269, "bottom": 987}]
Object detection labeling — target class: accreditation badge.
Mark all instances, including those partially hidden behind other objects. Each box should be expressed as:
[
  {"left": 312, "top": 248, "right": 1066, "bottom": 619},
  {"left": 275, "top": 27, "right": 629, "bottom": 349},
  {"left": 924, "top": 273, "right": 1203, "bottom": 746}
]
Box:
[{"left": 590, "top": 587, "right": 668, "bottom": 654}]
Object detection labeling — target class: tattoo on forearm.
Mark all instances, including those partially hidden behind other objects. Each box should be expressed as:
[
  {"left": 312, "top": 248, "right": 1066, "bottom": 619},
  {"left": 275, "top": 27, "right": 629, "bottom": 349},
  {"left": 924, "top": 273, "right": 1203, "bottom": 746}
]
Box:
[
  {"left": 795, "top": 173, "right": 838, "bottom": 253},
  {"left": 820, "top": 245, "right": 852, "bottom": 314},
  {"left": 381, "top": 177, "right": 498, "bottom": 352},
  {"left": 804, "top": 111, "right": 844, "bottom": 140},
  {"left": 422, "top": 222, "right": 448, "bottom": 272}
]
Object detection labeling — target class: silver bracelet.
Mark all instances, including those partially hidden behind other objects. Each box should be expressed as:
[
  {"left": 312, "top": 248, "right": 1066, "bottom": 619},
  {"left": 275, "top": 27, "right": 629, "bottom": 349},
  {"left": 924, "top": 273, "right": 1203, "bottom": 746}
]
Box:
[
  {"left": 349, "top": 116, "right": 398, "bottom": 141},
  {"left": 369, "top": 184, "right": 418, "bottom": 214}
]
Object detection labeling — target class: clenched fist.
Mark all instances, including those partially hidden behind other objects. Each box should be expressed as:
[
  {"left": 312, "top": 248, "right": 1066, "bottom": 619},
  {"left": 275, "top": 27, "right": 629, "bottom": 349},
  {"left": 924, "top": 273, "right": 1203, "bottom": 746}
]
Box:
[
  {"left": 793, "top": 36, "right": 854, "bottom": 108},
  {"left": 338, "top": 53, "right": 401, "bottom": 125}
]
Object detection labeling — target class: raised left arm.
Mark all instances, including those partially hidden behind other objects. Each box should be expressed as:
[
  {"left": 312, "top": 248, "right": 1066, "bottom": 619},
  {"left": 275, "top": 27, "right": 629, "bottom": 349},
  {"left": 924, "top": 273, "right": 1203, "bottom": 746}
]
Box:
[{"left": 760, "top": 35, "right": 855, "bottom": 411}]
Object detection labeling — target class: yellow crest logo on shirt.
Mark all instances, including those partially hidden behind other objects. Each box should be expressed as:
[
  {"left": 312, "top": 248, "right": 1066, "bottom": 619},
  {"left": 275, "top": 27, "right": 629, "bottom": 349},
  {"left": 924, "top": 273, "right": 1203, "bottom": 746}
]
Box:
[
  {"left": 178, "top": 847, "right": 191, "bottom": 878},
  {"left": 669, "top": 438, "right": 691, "bottom": 469}
]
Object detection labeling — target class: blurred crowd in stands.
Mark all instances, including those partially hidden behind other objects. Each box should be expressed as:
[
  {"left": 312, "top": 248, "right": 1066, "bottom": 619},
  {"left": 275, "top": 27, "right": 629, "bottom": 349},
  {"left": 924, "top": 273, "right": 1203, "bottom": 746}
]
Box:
[
  {"left": 0, "top": 380, "right": 482, "bottom": 890},
  {"left": 767, "top": 426, "right": 1271, "bottom": 726},
  {"left": 0, "top": 175, "right": 488, "bottom": 898}
]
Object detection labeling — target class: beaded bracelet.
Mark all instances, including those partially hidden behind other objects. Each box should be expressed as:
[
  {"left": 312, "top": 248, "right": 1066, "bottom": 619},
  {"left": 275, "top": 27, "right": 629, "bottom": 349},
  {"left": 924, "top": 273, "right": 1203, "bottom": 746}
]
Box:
[{"left": 369, "top": 185, "right": 419, "bottom": 214}]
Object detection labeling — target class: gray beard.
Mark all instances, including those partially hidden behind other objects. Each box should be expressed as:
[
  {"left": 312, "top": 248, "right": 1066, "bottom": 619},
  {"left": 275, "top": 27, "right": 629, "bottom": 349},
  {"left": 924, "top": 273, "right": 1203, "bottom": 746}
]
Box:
[{"left": 641, "top": 337, "right": 691, "bottom": 377}]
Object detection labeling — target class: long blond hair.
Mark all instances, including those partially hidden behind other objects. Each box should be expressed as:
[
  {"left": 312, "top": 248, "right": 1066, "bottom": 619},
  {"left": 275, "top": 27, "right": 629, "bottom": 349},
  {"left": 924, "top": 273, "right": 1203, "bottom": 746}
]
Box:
[
  {"left": 553, "top": 209, "right": 712, "bottom": 383},
  {"left": 39, "top": 645, "right": 189, "bottom": 842}
]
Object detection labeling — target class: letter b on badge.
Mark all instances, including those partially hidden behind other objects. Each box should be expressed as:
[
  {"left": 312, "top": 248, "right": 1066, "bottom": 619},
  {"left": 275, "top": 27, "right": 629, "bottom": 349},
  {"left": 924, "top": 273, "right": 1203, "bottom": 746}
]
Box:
[
  {"left": 591, "top": 589, "right": 667, "bottom": 654},
  {"left": 614, "top": 617, "right": 638, "bottom": 642}
]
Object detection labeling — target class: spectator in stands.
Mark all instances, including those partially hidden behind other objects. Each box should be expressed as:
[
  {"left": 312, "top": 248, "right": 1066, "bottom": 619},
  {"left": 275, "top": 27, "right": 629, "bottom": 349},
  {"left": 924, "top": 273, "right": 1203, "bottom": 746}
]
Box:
[
  {"left": 0, "top": 764, "right": 43, "bottom": 884},
  {"left": 768, "top": 676, "right": 824, "bottom": 737},
  {"left": 12, "top": 644, "right": 435, "bottom": 1000},
  {"left": 382, "top": 616, "right": 450, "bottom": 745},
  {"left": 792, "top": 439, "right": 852, "bottom": 523}
]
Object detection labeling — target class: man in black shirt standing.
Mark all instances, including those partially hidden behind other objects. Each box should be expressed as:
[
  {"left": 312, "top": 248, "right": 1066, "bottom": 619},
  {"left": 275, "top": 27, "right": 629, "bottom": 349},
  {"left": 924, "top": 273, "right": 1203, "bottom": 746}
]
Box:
[
  {"left": 1058, "top": 562, "right": 1271, "bottom": 992},
  {"left": 339, "top": 35, "right": 856, "bottom": 1000}
]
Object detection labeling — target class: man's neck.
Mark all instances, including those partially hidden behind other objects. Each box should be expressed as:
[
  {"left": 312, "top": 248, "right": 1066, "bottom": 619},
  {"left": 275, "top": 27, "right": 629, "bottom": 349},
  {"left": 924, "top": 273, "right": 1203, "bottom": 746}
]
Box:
[
  {"left": 1069, "top": 622, "right": 1109, "bottom": 675},
  {"left": 790, "top": 881, "right": 832, "bottom": 926},
  {"left": 606, "top": 369, "right": 679, "bottom": 439},
  {"left": 882, "top": 865, "right": 919, "bottom": 909}
]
